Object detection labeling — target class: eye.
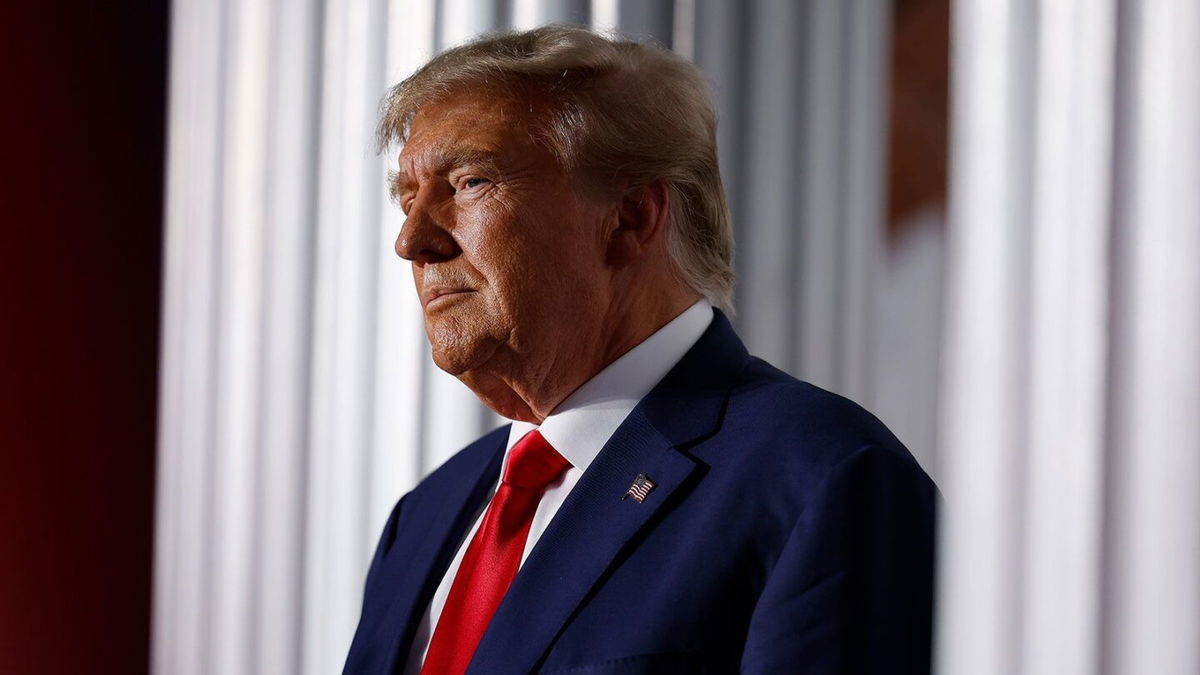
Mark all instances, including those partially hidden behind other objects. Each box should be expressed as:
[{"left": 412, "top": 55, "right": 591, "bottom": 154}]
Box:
[{"left": 461, "top": 177, "right": 489, "bottom": 190}]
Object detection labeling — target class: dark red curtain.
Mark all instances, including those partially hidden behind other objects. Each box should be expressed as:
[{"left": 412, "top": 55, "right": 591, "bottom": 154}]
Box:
[{"left": 0, "top": 2, "right": 167, "bottom": 673}]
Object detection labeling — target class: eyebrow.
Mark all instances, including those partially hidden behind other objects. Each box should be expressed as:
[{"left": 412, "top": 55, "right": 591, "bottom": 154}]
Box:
[{"left": 389, "top": 147, "right": 505, "bottom": 201}]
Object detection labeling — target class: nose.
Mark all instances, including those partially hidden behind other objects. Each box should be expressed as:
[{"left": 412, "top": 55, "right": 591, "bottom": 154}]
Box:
[{"left": 395, "top": 193, "right": 459, "bottom": 265}]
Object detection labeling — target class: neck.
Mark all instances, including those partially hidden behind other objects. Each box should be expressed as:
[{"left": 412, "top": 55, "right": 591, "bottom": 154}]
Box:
[{"left": 461, "top": 282, "right": 701, "bottom": 423}]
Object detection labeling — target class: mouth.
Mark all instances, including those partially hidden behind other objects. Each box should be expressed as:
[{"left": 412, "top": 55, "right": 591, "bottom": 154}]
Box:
[{"left": 422, "top": 286, "right": 475, "bottom": 309}]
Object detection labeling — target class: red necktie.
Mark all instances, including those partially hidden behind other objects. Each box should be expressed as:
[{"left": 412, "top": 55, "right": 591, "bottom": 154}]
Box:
[{"left": 421, "top": 430, "right": 570, "bottom": 675}]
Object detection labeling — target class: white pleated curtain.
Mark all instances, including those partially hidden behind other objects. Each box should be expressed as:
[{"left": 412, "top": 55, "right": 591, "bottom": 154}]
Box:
[
  {"left": 937, "top": 0, "right": 1200, "bottom": 674},
  {"left": 155, "top": 0, "right": 1200, "bottom": 673},
  {"left": 154, "top": 1, "right": 890, "bottom": 673}
]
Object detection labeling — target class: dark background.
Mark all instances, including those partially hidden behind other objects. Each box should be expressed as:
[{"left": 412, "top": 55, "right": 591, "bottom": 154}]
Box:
[{"left": 0, "top": 1, "right": 168, "bottom": 673}]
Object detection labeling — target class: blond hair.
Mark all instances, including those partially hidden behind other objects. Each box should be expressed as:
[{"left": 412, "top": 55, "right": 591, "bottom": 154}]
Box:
[{"left": 377, "top": 25, "right": 735, "bottom": 312}]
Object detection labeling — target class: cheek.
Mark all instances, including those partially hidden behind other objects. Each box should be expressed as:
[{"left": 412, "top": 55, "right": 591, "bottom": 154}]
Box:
[
  {"left": 457, "top": 195, "right": 605, "bottom": 313},
  {"left": 459, "top": 201, "right": 524, "bottom": 256},
  {"left": 458, "top": 203, "right": 534, "bottom": 279}
]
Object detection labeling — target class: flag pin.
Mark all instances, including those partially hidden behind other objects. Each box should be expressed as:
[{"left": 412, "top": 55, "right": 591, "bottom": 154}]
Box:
[{"left": 623, "top": 473, "right": 656, "bottom": 503}]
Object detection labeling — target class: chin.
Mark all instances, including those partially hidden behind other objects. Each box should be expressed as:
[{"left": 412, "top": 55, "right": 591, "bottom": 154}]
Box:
[
  {"left": 429, "top": 342, "right": 483, "bottom": 377},
  {"left": 425, "top": 309, "right": 511, "bottom": 376},
  {"left": 428, "top": 325, "right": 507, "bottom": 377}
]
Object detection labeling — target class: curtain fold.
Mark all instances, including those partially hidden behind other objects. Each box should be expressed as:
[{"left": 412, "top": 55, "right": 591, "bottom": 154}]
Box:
[
  {"left": 154, "top": 2, "right": 893, "bottom": 673},
  {"left": 937, "top": 0, "right": 1200, "bottom": 673}
]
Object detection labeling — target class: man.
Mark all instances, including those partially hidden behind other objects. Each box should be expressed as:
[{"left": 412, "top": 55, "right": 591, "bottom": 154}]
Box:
[{"left": 344, "top": 26, "right": 936, "bottom": 675}]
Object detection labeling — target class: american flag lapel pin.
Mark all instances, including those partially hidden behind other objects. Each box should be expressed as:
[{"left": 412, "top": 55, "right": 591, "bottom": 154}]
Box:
[{"left": 623, "top": 473, "right": 656, "bottom": 503}]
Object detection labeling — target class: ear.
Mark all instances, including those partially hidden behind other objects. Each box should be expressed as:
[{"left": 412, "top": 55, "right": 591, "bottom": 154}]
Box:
[{"left": 607, "top": 180, "right": 671, "bottom": 267}]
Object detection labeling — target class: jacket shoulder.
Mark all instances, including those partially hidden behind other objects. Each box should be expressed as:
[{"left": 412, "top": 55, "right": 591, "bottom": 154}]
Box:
[
  {"left": 370, "top": 425, "right": 508, "bottom": 560},
  {"left": 407, "top": 424, "right": 509, "bottom": 500},
  {"left": 706, "top": 355, "right": 930, "bottom": 493}
]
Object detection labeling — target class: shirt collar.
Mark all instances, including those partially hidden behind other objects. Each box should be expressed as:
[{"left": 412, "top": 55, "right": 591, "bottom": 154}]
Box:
[{"left": 506, "top": 299, "right": 715, "bottom": 471}]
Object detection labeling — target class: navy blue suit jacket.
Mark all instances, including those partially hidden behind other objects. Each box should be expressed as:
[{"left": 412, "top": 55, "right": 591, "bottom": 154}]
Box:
[{"left": 344, "top": 312, "right": 937, "bottom": 674}]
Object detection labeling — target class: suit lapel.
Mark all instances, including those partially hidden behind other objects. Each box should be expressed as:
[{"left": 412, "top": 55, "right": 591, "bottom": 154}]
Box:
[
  {"left": 366, "top": 432, "right": 507, "bottom": 674},
  {"left": 467, "top": 312, "right": 751, "bottom": 673},
  {"left": 467, "top": 411, "right": 697, "bottom": 674}
]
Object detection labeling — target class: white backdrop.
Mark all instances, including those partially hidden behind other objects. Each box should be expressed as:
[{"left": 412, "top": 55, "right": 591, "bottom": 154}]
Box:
[
  {"left": 149, "top": 0, "right": 1200, "bottom": 673},
  {"left": 153, "top": 2, "right": 893, "bottom": 673},
  {"left": 936, "top": 1, "right": 1200, "bottom": 674}
]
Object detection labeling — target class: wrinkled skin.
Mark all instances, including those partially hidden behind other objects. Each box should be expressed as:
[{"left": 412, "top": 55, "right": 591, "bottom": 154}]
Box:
[{"left": 392, "top": 89, "right": 699, "bottom": 422}]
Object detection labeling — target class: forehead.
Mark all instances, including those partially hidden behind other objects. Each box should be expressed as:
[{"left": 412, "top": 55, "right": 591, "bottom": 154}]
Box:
[{"left": 398, "top": 90, "right": 546, "bottom": 175}]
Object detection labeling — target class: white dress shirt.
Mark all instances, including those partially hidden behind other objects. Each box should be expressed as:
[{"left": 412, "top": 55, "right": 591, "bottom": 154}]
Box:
[{"left": 405, "top": 299, "right": 714, "bottom": 673}]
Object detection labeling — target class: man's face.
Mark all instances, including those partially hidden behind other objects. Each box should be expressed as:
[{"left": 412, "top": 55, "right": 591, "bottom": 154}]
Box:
[{"left": 392, "top": 89, "right": 613, "bottom": 387}]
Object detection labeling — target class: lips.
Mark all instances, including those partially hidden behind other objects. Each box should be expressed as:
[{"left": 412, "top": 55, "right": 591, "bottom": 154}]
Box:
[{"left": 422, "top": 286, "right": 475, "bottom": 308}]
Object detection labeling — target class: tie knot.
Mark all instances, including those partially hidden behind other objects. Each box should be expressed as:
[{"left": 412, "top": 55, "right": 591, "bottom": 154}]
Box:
[{"left": 503, "top": 430, "right": 570, "bottom": 490}]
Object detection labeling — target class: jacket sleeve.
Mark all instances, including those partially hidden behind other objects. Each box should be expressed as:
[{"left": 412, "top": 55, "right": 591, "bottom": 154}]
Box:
[
  {"left": 359, "top": 494, "right": 408, "bottom": 616},
  {"left": 739, "top": 445, "right": 938, "bottom": 674},
  {"left": 343, "top": 495, "right": 410, "bottom": 674}
]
